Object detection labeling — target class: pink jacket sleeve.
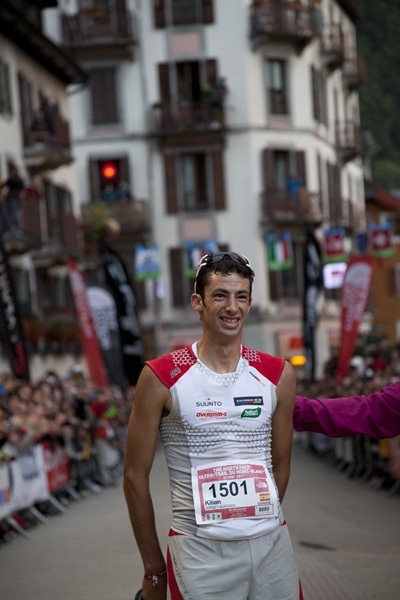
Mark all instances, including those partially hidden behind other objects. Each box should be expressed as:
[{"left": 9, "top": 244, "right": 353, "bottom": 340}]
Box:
[{"left": 293, "top": 380, "right": 400, "bottom": 439}]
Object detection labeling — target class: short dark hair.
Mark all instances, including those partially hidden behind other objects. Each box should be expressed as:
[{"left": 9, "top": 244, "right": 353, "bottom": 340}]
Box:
[{"left": 194, "top": 252, "right": 254, "bottom": 300}]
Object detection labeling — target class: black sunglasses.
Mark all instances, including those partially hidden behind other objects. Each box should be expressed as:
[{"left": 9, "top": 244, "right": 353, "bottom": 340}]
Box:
[{"left": 194, "top": 252, "right": 252, "bottom": 293}]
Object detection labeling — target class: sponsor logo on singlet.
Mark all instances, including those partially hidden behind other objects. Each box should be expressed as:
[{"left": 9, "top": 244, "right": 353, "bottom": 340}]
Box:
[
  {"left": 240, "top": 407, "right": 261, "bottom": 418},
  {"left": 196, "top": 411, "right": 228, "bottom": 420},
  {"left": 234, "top": 396, "right": 263, "bottom": 406}
]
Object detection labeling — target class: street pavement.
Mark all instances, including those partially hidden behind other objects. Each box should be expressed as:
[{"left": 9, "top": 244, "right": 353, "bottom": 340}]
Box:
[{"left": 1, "top": 438, "right": 400, "bottom": 600}]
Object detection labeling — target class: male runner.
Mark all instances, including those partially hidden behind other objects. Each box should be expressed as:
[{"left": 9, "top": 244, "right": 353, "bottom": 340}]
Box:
[{"left": 124, "top": 252, "right": 301, "bottom": 599}]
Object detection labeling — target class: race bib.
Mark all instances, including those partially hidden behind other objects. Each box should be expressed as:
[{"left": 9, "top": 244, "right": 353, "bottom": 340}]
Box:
[{"left": 192, "top": 460, "right": 278, "bottom": 525}]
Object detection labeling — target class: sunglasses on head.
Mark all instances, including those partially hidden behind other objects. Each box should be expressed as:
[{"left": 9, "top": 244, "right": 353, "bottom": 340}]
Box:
[{"left": 194, "top": 252, "right": 252, "bottom": 293}]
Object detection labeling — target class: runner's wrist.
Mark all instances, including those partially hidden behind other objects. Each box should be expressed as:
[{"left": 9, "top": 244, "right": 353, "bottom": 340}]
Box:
[{"left": 143, "top": 568, "right": 167, "bottom": 586}]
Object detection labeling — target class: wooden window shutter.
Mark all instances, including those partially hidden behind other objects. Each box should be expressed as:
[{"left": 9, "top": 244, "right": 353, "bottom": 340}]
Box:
[
  {"left": 296, "top": 151, "right": 307, "bottom": 187},
  {"left": 164, "top": 153, "right": 178, "bottom": 214},
  {"left": 153, "top": 0, "right": 166, "bottom": 28},
  {"left": 119, "top": 156, "right": 131, "bottom": 187},
  {"left": 205, "top": 59, "right": 217, "bottom": 87},
  {"left": 90, "top": 67, "right": 118, "bottom": 124},
  {"left": 202, "top": 0, "right": 214, "bottom": 24},
  {"left": 269, "top": 271, "right": 280, "bottom": 301},
  {"left": 211, "top": 149, "right": 226, "bottom": 211},
  {"left": 89, "top": 158, "right": 100, "bottom": 201},
  {"left": 158, "top": 63, "right": 171, "bottom": 103},
  {"left": 387, "top": 267, "right": 396, "bottom": 296},
  {"left": 311, "top": 66, "right": 320, "bottom": 122},
  {"left": 170, "top": 247, "right": 185, "bottom": 307},
  {"left": 333, "top": 164, "right": 341, "bottom": 200},
  {"left": 263, "top": 148, "right": 275, "bottom": 191}
]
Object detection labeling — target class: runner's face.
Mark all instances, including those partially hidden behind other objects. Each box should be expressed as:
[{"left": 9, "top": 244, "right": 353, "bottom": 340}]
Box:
[{"left": 193, "top": 272, "right": 252, "bottom": 340}]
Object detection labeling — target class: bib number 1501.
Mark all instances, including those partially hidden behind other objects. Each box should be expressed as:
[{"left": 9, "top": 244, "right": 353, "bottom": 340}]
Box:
[{"left": 208, "top": 480, "right": 248, "bottom": 498}]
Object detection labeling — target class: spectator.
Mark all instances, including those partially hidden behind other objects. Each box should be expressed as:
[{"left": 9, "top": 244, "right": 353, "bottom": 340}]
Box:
[{"left": 2, "top": 166, "right": 24, "bottom": 236}]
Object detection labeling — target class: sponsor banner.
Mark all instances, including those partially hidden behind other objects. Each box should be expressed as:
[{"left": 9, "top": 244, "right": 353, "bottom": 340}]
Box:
[
  {"left": 9, "top": 445, "right": 49, "bottom": 510},
  {"left": 87, "top": 283, "right": 125, "bottom": 389},
  {"left": 99, "top": 242, "right": 145, "bottom": 386},
  {"left": 323, "top": 227, "right": 347, "bottom": 263},
  {"left": 0, "top": 240, "right": 30, "bottom": 380},
  {"left": 0, "top": 463, "right": 11, "bottom": 520},
  {"left": 134, "top": 244, "right": 161, "bottom": 281},
  {"left": 303, "top": 228, "right": 322, "bottom": 381},
  {"left": 337, "top": 255, "right": 373, "bottom": 378},
  {"left": 67, "top": 260, "right": 108, "bottom": 388},
  {"left": 41, "top": 439, "right": 70, "bottom": 493},
  {"left": 185, "top": 239, "right": 219, "bottom": 278},
  {"left": 266, "top": 232, "right": 294, "bottom": 271},
  {"left": 368, "top": 221, "right": 394, "bottom": 258}
]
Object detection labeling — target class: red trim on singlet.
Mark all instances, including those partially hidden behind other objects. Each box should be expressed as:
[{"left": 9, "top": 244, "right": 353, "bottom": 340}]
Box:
[
  {"left": 167, "top": 545, "right": 184, "bottom": 600},
  {"left": 146, "top": 345, "right": 286, "bottom": 389}
]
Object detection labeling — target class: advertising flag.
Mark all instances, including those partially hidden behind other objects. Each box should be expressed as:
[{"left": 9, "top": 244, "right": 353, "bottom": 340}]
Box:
[
  {"left": 67, "top": 260, "right": 108, "bottom": 387},
  {"left": 134, "top": 244, "right": 161, "bottom": 282},
  {"left": 368, "top": 221, "right": 394, "bottom": 258},
  {"left": 0, "top": 240, "right": 29, "bottom": 380},
  {"left": 337, "top": 255, "right": 373, "bottom": 379},
  {"left": 323, "top": 227, "right": 347, "bottom": 263},
  {"left": 99, "top": 242, "right": 144, "bottom": 386},
  {"left": 266, "top": 232, "right": 294, "bottom": 271},
  {"left": 87, "top": 283, "right": 125, "bottom": 390},
  {"left": 185, "top": 239, "right": 219, "bottom": 277},
  {"left": 302, "top": 228, "right": 322, "bottom": 381}
]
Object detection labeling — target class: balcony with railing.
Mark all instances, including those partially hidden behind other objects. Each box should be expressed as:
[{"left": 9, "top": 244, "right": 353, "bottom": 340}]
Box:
[
  {"left": 250, "top": 1, "right": 316, "bottom": 52},
  {"left": 149, "top": 100, "right": 225, "bottom": 146},
  {"left": 320, "top": 23, "right": 345, "bottom": 70},
  {"left": 1, "top": 194, "right": 43, "bottom": 255},
  {"left": 24, "top": 113, "right": 72, "bottom": 172},
  {"left": 335, "top": 120, "right": 362, "bottom": 163},
  {"left": 61, "top": 9, "right": 136, "bottom": 60},
  {"left": 260, "top": 189, "right": 323, "bottom": 224},
  {"left": 343, "top": 50, "right": 367, "bottom": 91},
  {"left": 108, "top": 200, "right": 150, "bottom": 238}
]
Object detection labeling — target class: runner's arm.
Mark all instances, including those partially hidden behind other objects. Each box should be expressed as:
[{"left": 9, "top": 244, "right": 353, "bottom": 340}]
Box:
[
  {"left": 271, "top": 360, "right": 296, "bottom": 502},
  {"left": 123, "top": 365, "right": 169, "bottom": 599},
  {"left": 293, "top": 380, "right": 400, "bottom": 439}
]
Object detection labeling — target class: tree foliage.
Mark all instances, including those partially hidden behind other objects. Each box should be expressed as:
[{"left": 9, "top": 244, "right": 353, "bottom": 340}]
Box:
[{"left": 356, "top": 0, "right": 400, "bottom": 189}]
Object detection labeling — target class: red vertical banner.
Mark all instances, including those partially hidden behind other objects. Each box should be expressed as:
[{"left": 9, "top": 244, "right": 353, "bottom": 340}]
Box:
[
  {"left": 67, "top": 260, "right": 108, "bottom": 387},
  {"left": 337, "top": 255, "right": 373, "bottom": 379}
]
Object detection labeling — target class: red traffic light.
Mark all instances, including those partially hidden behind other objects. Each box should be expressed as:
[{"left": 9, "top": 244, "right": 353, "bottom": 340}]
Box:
[{"left": 101, "top": 162, "right": 118, "bottom": 179}]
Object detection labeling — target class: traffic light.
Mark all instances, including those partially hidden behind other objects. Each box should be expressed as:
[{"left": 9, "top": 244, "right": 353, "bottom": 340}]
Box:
[
  {"left": 93, "top": 157, "right": 131, "bottom": 202},
  {"left": 101, "top": 162, "right": 118, "bottom": 180}
]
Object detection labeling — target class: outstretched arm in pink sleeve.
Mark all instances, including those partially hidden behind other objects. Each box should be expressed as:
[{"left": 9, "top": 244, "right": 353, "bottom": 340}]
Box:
[{"left": 293, "top": 380, "right": 400, "bottom": 439}]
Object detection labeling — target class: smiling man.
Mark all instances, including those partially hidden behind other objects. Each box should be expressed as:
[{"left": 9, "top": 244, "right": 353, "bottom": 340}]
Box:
[{"left": 124, "top": 252, "right": 301, "bottom": 600}]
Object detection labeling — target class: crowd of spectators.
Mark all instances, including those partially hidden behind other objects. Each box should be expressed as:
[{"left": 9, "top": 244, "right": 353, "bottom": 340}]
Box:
[
  {"left": 0, "top": 366, "right": 135, "bottom": 544},
  {"left": 1, "top": 334, "right": 399, "bottom": 544},
  {"left": 298, "top": 335, "right": 400, "bottom": 401}
]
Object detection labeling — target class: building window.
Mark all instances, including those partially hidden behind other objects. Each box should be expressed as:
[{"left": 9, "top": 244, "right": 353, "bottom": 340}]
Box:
[
  {"left": 0, "top": 59, "right": 12, "bottom": 115},
  {"left": 153, "top": 0, "right": 214, "bottom": 28},
  {"left": 266, "top": 59, "right": 288, "bottom": 115},
  {"left": 89, "top": 156, "right": 131, "bottom": 202},
  {"left": 44, "top": 180, "right": 73, "bottom": 243},
  {"left": 269, "top": 242, "right": 302, "bottom": 301},
  {"left": 89, "top": 66, "right": 118, "bottom": 125},
  {"left": 181, "top": 153, "right": 208, "bottom": 210},
  {"left": 164, "top": 149, "right": 226, "bottom": 214},
  {"left": 311, "top": 66, "right": 328, "bottom": 125},
  {"left": 18, "top": 72, "right": 34, "bottom": 145}
]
